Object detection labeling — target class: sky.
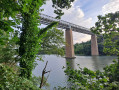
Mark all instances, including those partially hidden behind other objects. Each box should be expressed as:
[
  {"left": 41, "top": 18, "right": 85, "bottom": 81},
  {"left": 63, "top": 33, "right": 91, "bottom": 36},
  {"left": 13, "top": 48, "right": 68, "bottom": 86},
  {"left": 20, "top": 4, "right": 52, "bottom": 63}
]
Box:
[{"left": 41, "top": 0, "right": 119, "bottom": 44}]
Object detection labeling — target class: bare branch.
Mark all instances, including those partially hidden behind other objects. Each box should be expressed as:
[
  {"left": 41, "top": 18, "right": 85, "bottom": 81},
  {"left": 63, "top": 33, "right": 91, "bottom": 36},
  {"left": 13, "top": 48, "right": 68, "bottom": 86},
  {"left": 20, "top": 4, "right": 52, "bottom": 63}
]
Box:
[{"left": 39, "top": 61, "right": 50, "bottom": 89}]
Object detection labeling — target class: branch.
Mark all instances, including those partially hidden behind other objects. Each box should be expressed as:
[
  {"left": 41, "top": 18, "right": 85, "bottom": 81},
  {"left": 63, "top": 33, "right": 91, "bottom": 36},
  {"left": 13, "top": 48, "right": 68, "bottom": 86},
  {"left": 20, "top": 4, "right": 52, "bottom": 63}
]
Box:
[
  {"left": 42, "top": 70, "right": 51, "bottom": 88},
  {"left": 38, "top": 21, "right": 58, "bottom": 37},
  {"left": 39, "top": 61, "right": 51, "bottom": 89}
]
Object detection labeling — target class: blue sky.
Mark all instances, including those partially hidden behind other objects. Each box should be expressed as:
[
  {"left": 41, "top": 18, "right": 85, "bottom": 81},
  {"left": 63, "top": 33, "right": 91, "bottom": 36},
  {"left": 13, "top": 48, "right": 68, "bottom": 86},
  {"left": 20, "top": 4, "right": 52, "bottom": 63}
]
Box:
[
  {"left": 77, "top": 0, "right": 109, "bottom": 18},
  {"left": 42, "top": 0, "right": 119, "bottom": 44}
]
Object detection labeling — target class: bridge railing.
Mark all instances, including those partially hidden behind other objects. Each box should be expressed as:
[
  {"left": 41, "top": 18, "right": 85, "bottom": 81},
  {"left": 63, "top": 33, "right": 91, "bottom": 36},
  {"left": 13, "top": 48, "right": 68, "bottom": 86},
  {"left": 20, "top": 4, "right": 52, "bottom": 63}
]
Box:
[
  {"left": 39, "top": 13, "right": 90, "bottom": 31},
  {"left": 16, "top": 13, "right": 93, "bottom": 34}
]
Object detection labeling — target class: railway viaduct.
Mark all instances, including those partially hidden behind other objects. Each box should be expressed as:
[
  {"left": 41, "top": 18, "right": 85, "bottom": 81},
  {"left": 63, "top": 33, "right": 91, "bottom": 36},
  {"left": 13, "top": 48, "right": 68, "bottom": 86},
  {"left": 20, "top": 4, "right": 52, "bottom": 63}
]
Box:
[{"left": 40, "top": 13, "right": 99, "bottom": 58}]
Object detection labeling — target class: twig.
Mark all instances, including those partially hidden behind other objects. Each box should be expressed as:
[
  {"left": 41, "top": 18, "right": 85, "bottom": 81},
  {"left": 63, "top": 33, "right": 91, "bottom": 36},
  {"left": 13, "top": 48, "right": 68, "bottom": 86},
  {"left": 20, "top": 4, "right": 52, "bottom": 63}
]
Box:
[
  {"left": 39, "top": 61, "right": 51, "bottom": 88},
  {"left": 42, "top": 70, "right": 51, "bottom": 87}
]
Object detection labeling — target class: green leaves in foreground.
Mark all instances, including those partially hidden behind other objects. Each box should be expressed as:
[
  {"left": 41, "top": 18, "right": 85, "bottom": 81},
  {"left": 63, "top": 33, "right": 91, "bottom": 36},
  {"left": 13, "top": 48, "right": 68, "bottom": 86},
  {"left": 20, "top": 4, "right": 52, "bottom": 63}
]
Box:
[
  {"left": 0, "top": 64, "right": 40, "bottom": 90},
  {"left": 59, "top": 60, "right": 119, "bottom": 90},
  {"left": 39, "top": 27, "right": 65, "bottom": 56},
  {"left": 64, "top": 67, "right": 108, "bottom": 90},
  {"left": 91, "top": 11, "right": 119, "bottom": 56}
]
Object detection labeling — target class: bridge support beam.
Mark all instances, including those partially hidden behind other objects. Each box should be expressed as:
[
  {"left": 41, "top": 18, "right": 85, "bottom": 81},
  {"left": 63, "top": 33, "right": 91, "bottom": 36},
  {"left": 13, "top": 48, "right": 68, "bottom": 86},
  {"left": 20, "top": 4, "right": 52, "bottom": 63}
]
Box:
[
  {"left": 65, "top": 28, "right": 75, "bottom": 58},
  {"left": 91, "top": 35, "right": 99, "bottom": 56}
]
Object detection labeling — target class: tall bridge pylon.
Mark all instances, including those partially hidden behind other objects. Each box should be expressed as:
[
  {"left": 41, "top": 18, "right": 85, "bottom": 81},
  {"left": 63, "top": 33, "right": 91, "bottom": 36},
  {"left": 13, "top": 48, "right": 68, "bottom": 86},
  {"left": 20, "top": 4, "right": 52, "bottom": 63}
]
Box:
[{"left": 39, "top": 13, "right": 99, "bottom": 58}]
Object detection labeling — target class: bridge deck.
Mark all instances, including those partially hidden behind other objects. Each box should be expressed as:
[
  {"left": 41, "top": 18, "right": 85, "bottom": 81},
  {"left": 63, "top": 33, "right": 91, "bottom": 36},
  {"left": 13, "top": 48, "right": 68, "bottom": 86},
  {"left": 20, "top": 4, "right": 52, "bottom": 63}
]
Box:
[{"left": 39, "top": 13, "right": 94, "bottom": 35}]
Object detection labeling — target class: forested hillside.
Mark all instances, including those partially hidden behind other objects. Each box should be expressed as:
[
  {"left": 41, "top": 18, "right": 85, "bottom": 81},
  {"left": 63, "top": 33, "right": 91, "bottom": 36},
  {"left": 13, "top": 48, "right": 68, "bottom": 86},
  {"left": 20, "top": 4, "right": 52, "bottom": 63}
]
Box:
[{"left": 74, "top": 36, "right": 106, "bottom": 56}]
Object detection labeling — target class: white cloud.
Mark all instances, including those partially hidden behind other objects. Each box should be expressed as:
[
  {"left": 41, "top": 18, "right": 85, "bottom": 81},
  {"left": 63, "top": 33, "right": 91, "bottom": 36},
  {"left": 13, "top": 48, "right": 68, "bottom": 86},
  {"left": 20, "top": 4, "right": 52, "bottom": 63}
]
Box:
[
  {"left": 61, "top": 1, "right": 92, "bottom": 44},
  {"left": 62, "top": 6, "right": 84, "bottom": 20},
  {"left": 61, "top": 2, "right": 93, "bottom": 28},
  {"left": 72, "top": 32, "right": 91, "bottom": 44},
  {"left": 102, "top": 0, "right": 119, "bottom": 14},
  {"left": 41, "top": 1, "right": 55, "bottom": 16},
  {"left": 42, "top": 0, "right": 92, "bottom": 44}
]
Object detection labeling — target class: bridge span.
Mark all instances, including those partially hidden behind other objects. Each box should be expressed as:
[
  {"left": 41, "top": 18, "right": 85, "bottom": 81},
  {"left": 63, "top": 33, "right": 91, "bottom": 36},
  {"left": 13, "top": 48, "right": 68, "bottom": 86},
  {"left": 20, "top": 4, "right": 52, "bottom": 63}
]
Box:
[
  {"left": 40, "top": 13, "right": 93, "bottom": 35},
  {"left": 39, "top": 13, "right": 99, "bottom": 58}
]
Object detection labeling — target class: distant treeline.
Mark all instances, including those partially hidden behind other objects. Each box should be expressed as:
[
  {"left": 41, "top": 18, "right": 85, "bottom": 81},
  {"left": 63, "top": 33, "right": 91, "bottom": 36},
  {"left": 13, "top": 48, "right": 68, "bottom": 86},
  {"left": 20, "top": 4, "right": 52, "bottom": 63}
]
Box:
[{"left": 74, "top": 36, "right": 106, "bottom": 56}]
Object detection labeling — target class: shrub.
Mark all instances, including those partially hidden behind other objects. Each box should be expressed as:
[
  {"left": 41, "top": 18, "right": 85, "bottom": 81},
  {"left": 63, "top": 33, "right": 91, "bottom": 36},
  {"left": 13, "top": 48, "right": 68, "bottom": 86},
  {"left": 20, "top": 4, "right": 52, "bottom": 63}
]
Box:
[{"left": 0, "top": 64, "right": 41, "bottom": 90}]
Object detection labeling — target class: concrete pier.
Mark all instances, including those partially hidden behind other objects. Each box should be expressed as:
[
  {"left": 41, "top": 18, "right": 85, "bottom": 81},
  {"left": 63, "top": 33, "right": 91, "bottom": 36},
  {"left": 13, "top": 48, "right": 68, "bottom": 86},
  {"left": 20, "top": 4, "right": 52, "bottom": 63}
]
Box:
[
  {"left": 91, "top": 35, "right": 99, "bottom": 56},
  {"left": 65, "top": 28, "right": 75, "bottom": 58}
]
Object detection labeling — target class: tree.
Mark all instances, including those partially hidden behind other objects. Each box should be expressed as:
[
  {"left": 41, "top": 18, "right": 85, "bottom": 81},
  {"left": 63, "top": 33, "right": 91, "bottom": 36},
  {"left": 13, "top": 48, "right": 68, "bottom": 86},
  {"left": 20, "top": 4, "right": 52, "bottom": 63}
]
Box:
[
  {"left": 0, "top": 0, "right": 19, "bottom": 64},
  {"left": 74, "top": 35, "right": 107, "bottom": 56},
  {"left": 57, "top": 12, "right": 119, "bottom": 90},
  {"left": 52, "top": 0, "right": 75, "bottom": 19},
  {"left": 0, "top": 0, "right": 39, "bottom": 89},
  {"left": 18, "top": 0, "right": 75, "bottom": 79},
  {"left": 0, "top": 0, "right": 75, "bottom": 80},
  {"left": 91, "top": 11, "right": 119, "bottom": 56},
  {"left": 91, "top": 11, "right": 119, "bottom": 82},
  {"left": 40, "top": 27, "right": 65, "bottom": 56},
  {"left": 18, "top": 0, "right": 58, "bottom": 78},
  {"left": 74, "top": 41, "right": 91, "bottom": 56},
  {"left": 0, "top": 29, "right": 18, "bottom": 64},
  {"left": 0, "top": 0, "right": 75, "bottom": 88},
  {"left": 0, "top": 64, "right": 41, "bottom": 90}
]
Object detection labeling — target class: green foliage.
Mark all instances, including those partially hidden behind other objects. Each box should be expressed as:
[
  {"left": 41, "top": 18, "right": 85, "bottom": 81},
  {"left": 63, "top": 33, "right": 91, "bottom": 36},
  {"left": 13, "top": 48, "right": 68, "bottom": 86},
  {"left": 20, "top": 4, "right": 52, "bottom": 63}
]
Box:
[
  {"left": 31, "top": 75, "right": 49, "bottom": 88},
  {"left": 64, "top": 65, "right": 108, "bottom": 90},
  {"left": 75, "top": 41, "right": 91, "bottom": 56},
  {"left": 74, "top": 38, "right": 105, "bottom": 56},
  {"left": 52, "top": 0, "right": 75, "bottom": 19},
  {"left": 0, "top": 64, "right": 40, "bottom": 90},
  {"left": 0, "top": 0, "right": 76, "bottom": 89},
  {"left": 16, "top": 0, "right": 75, "bottom": 80},
  {"left": 56, "top": 60, "right": 119, "bottom": 90},
  {"left": 91, "top": 11, "right": 119, "bottom": 56},
  {"left": 59, "top": 11, "right": 119, "bottom": 90},
  {"left": 40, "top": 27, "right": 65, "bottom": 56},
  {"left": 0, "top": 30, "right": 18, "bottom": 64},
  {"left": 0, "top": 0, "right": 19, "bottom": 18},
  {"left": 97, "top": 36, "right": 106, "bottom": 56},
  {"left": 103, "top": 60, "right": 119, "bottom": 83},
  {"left": 0, "top": 0, "right": 19, "bottom": 64},
  {"left": 52, "top": 0, "right": 75, "bottom": 9},
  {"left": 54, "top": 86, "right": 68, "bottom": 90},
  {"left": 19, "top": 10, "right": 42, "bottom": 79},
  {"left": 18, "top": 0, "right": 74, "bottom": 79},
  {"left": 56, "top": 11, "right": 119, "bottom": 90},
  {"left": 18, "top": 0, "right": 59, "bottom": 79}
]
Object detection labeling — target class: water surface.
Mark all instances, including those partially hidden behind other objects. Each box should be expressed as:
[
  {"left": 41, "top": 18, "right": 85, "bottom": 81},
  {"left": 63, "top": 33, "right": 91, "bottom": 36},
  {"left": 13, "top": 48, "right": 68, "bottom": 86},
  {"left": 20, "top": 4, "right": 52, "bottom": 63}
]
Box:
[{"left": 33, "top": 55, "right": 117, "bottom": 89}]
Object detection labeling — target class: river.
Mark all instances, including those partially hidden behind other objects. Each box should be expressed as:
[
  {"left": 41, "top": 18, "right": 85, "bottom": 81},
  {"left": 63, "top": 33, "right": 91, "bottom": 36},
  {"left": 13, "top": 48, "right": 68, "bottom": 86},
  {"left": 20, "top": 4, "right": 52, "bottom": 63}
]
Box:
[{"left": 33, "top": 55, "right": 117, "bottom": 89}]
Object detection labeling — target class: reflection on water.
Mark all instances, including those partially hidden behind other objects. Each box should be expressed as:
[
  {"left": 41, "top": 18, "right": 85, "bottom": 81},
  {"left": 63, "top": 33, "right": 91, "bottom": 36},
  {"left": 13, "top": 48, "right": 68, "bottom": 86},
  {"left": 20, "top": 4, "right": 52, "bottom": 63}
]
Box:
[
  {"left": 91, "top": 56, "right": 99, "bottom": 70},
  {"left": 65, "top": 58, "right": 76, "bottom": 89},
  {"left": 91, "top": 56, "right": 116, "bottom": 71},
  {"left": 33, "top": 55, "right": 117, "bottom": 89},
  {"left": 65, "top": 58, "right": 76, "bottom": 69},
  {"left": 66, "top": 56, "right": 117, "bottom": 71}
]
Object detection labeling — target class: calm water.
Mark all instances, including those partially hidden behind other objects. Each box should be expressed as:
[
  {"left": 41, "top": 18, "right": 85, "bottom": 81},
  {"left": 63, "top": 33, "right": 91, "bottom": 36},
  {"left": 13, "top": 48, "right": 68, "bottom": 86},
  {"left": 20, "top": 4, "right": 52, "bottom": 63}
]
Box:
[{"left": 33, "top": 55, "right": 117, "bottom": 89}]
